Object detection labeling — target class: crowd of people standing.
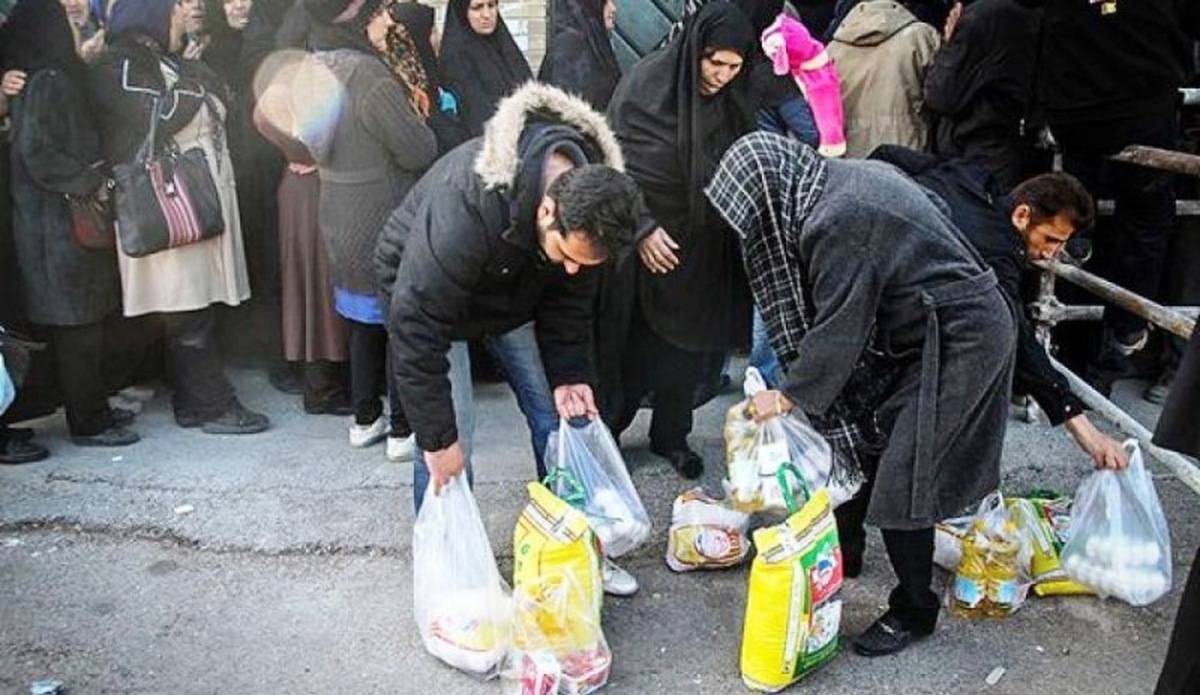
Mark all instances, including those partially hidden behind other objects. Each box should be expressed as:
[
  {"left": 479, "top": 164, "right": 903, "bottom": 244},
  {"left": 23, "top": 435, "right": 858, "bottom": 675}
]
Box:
[{"left": 0, "top": 0, "right": 1198, "bottom": 683}]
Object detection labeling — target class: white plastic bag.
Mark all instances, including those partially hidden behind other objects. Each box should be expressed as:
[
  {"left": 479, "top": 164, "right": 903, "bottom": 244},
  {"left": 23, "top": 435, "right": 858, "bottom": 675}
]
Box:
[
  {"left": 508, "top": 573, "right": 611, "bottom": 695},
  {"left": 0, "top": 353, "right": 13, "bottom": 416},
  {"left": 724, "top": 368, "right": 858, "bottom": 511},
  {"left": 1061, "top": 440, "right": 1172, "bottom": 606},
  {"left": 545, "top": 418, "right": 651, "bottom": 558},
  {"left": 413, "top": 476, "right": 512, "bottom": 679},
  {"left": 665, "top": 488, "right": 752, "bottom": 572}
]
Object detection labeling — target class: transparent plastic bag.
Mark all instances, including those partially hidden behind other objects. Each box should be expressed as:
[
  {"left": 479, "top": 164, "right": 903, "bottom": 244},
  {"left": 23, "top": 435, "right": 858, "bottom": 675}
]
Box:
[
  {"left": 724, "top": 368, "right": 856, "bottom": 512},
  {"left": 951, "top": 492, "right": 1025, "bottom": 618},
  {"left": 413, "top": 476, "right": 512, "bottom": 679},
  {"left": 1061, "top": 440, "right": 1172, "bottom": 606},
  {"left": 507, "top": 573, "right": 611, "bottom": 695},
  {"left": 544, "top": 418, "right": 651, "bottom": 558},
  {"left": 665, "top": 487, "right": 752, "bottom": 572}
]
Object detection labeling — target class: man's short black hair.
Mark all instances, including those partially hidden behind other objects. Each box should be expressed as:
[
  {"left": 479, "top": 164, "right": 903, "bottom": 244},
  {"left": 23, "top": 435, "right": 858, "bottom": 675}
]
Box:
[
  {"left": 1011, "top": 172, "right": 1095, "bottom": 231},
  {"left": 546, "top": 164, "right": 641, "bottom": 259}
]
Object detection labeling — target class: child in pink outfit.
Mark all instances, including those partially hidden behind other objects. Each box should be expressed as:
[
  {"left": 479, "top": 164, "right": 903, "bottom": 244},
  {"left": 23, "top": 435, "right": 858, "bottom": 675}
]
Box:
[{"left": 761, "top": 15, "right": 847, "bottom": 158}]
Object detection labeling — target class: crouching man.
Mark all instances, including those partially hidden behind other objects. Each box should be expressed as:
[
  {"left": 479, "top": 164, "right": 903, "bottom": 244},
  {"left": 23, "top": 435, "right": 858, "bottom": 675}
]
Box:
[
  {"left": 375, "top": 83, "right": 642, "bottom": 594},
  {"left": 705, "top": 132, "right": 1016, "bottom": 656}
]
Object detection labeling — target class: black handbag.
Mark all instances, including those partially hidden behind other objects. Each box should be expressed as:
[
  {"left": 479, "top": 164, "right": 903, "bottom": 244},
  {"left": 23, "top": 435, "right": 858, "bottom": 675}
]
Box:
[{"left": 112, "top": 95, "right": 225, "bottom": 258}]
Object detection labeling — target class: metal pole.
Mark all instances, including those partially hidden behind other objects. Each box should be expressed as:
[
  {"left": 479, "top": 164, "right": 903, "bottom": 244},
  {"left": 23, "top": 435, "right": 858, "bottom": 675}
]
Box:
[
  {"left": 1035, "top": 305, "right": 1200, "bottom": 324},
  {"left": 1033, "top": 260, "right": 1197, "bottom": 339},
  {"left": 1110, "top": 145, "right": 1200, "bottom": 178},
  {"left": 1050, "top": 356, "right": 1200, "bottom": 497}
]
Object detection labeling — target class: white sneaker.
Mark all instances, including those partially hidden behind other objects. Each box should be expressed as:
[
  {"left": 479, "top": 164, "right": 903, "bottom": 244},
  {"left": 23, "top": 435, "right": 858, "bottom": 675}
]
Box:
[
  {"left": 386, "top": 433, "right": 415, "bottom": 462},
  {"left": 602, "top": 557, "right": 639, "bottom": 597},
  {"left": 349, "top": 416, "right": 388, "bottom": 448}
]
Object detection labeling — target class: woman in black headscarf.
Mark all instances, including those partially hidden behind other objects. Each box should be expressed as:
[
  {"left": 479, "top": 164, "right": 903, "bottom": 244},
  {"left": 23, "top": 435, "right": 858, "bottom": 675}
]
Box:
[
  {"left": 538, "top": 0, "right": 621, "bottom": 110},
  {"left": 439, "top": 0, "right": 532, "bottom": 136},
  {"left": 388, "top": 1, "right": 470, "bottom": 153},
  {"left": 89, "top": 0, "right": 270, "bottom": 435},
  {"left": 5, "top": 0, "right": 134, "bottom": 447},
  {"left": 604, "top": 3, "right": 757, "bottom": 479}
]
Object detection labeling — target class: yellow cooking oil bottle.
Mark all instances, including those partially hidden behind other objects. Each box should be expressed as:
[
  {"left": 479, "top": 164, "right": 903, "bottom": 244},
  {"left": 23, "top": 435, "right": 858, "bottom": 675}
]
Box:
[{"left": 953, "top": 520, "right": 1021, "bottom": 618}]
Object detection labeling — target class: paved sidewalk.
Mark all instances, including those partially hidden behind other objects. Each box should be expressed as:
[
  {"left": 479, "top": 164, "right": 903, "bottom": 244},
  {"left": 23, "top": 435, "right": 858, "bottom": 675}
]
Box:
[{"left": 0, "top": 369, "right": 1195, "bottom": 694}]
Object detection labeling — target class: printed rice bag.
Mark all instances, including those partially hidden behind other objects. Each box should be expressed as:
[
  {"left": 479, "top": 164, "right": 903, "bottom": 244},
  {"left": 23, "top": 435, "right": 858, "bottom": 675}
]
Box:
[
  {"left": 741, "top": 468, "right": 843, "bottom": 692},
  {"left": 513, "top": 482, "right": 603, "bottom": 622}
]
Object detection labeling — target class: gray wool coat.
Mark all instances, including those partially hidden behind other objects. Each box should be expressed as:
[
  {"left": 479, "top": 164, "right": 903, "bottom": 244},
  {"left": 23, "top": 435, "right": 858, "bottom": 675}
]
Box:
[
  {"left": 11, "top": 69, "right": 119, "bottom": 327},
  {"left": 303, "top": 49, "right": 438, "bottom": 298},
  {"left": 782, "top": 160, "right": 1017, "bottom": 529}
]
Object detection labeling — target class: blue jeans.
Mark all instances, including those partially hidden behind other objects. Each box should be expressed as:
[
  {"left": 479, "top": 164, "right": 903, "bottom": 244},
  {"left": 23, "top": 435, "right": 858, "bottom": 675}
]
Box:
[
  {"left": 486, "top": 322, "right": 558, "bottom": 475},
  {"left": 749, "top": 308, "right": 784, "bottom": 388},
  {"left": 412, "top": 322, "right": 558, "bottom": 511}
]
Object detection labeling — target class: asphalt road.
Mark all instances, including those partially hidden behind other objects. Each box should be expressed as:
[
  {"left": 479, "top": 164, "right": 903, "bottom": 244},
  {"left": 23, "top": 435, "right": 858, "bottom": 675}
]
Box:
[{"left": 1, "top": 368, "right": 1195, "bottom": 694}]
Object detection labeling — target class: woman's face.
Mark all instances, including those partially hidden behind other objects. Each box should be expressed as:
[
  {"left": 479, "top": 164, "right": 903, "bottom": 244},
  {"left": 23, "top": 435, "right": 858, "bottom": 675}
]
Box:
[
  {"left": 466, "top": 0, "right": 498, "bottom": 36},
  {"left": 602, "top": 0, "right": 617, "bottom": 32},
  {"left": 179, "top": 0, "right": 205, "bottom": 35},
  {"left": 223, "top": 0, "right": 252, "bottom": 30},
  {"left": 60, "top": 0, "right": 90, "bottom": 28},
  {"left": 698, "top": 48, "right": 744, "bottom": 96},
  {"left": 169, "top": 0, "right": 190, "bottom": 51},
  {"left": 366, "top": 4, "right": 393, "bottom": 52}
]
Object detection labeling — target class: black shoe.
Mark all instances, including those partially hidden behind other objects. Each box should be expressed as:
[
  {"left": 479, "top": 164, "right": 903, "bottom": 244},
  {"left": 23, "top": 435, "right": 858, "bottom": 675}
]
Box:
[
  {"left": 650, "top": 444, "right": 704, "bottom": 480},
  {"left": 0, "top": 436, "right": 50, "bottom": 464},
  {"left": 110, "top": 406, "right": 136, "bottom": 427},
  {"left": 5, "top": 427, "right": 35, "bottom": 442},
  {"left": 201, "top": 402, "right": 270, "bottom": 435},
  {"left": 72, "top": 426, "right": 140, "bottom": 447},
  {"left": 175, "top": 410, "right": 205, "bottom": 429},
  {"left": 852, "top": 613, "right": 928, "bottom": 657},
  {"left": 304, "top": 393, "right": 355, "bottom": 416},
  {"left": 268, "top": 363, "right": 304, "bottom": 395}
]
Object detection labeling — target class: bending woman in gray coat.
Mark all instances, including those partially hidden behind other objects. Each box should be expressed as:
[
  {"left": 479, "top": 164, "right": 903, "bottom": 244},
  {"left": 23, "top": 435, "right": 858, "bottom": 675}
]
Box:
[{"left": 706, "top": 132, "right": 1016, "bottom": 658}]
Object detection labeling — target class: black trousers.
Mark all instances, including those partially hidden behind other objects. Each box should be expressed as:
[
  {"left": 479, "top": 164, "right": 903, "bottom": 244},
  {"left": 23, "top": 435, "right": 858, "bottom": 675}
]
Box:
[
  {"left": 1156, "top": 547, "right": 1200, "bottom": 694},
  {"left": 837, "top": 471, "right": 940, "bottom": 634},
  {"left": 303, "top": 360, "right": 350, "bottom": 410},
  {"left": 347, "top": 320, "right": 410, "bottom": 435},
  {"left": 46, "top": 321, "right": 112, "bottom": 437},
  {"left": 1055, "top": 102, "right": 1178, "bottom": 340},
  {"left": 162, "top": 308, "right": 235, "bottom": 421},
  {"left": 613, "top": 305, "right": 714, "bottom": 451}
]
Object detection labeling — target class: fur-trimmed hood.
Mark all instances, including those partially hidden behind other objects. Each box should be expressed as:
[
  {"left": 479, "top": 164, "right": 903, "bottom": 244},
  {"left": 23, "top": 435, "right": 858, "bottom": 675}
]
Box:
[{"left": 474, "top": 81, "right": 625, "bottom": 189}]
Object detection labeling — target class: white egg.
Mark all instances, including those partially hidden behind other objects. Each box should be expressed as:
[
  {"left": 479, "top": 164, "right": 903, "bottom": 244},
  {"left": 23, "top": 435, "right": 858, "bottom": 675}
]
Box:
[{"left": 1142, "top": 542, "right": 1162, "bottom": 566}]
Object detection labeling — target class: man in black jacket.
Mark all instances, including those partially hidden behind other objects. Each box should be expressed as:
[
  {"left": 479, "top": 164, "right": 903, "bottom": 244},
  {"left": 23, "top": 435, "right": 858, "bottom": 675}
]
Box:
[
  {"left": 871, "top": 146, "right": 1129, "bottom": 469},
  {"left": 1020, "top": 0, "right": 1199, "bottom": 394},
  {"left": 375, "top": 85, "right": 640, "bottom": 569}
]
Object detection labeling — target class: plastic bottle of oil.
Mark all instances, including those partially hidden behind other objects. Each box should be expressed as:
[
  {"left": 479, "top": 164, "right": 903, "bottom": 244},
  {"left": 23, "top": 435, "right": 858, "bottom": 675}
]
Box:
[
  {"left": 985, "top": 522, "right": 1022, "bottom": 617},
  {"left": 953, "top": 522, "right": 991, "bottom": 618}
]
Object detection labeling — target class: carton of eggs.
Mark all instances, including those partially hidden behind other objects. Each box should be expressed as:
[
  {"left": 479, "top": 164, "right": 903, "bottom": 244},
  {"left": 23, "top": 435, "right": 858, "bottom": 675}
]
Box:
[{"left": 1065, "top": 534, "right": 1169, "bottom": 605}]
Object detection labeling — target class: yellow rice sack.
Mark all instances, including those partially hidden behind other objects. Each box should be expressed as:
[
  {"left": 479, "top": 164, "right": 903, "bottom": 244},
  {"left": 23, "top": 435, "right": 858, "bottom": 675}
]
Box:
[
  {"left": 741, "top": 482, "right": 843, "bottom": 692},
  {"left": 513, "top": 482, "right": 603, "bottom": 622}
]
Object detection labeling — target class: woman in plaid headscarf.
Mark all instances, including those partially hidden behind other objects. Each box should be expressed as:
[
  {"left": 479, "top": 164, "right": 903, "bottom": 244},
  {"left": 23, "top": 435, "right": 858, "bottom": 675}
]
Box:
[{"left": 706, "top": 131, "right": 1016, "bottom": 657}]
